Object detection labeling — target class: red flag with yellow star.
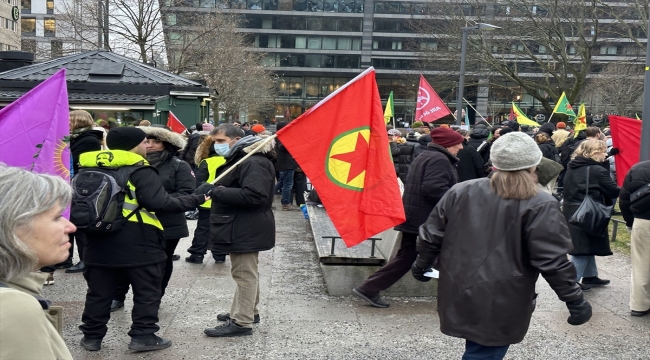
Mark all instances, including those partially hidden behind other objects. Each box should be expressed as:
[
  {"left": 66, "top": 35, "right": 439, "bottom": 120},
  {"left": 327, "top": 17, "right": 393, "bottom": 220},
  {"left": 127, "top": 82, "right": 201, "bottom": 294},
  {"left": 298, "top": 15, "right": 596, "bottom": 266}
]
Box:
[{"left": 275, "top": 68, "right": 405, "bottom": 247}]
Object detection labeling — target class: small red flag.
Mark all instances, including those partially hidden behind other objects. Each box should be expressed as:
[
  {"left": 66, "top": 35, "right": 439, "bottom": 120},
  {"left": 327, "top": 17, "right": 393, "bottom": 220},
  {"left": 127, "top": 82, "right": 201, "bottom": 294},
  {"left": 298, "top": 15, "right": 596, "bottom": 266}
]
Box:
[
  {"left": 276, "top": 68, "right": 405, "bottom": 247},
  {"left": 609, "top": 115, "right": 643, "bottom": 186},
  {"left": 414, "top": 75, "right": 452, "bottom": 123},
  {"left": 167, "top": 111, "right": 187, "bottom": 134}
]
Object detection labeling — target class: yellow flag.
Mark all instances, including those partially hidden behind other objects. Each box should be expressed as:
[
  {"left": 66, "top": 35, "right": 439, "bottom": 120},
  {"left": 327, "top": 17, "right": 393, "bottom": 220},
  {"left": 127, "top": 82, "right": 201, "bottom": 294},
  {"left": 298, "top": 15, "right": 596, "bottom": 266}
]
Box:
[
  {"left": 574, "top": 103, "right": 587, "bottom": 136},
  {"left": 511, "top": 102, "right": 539, "bottom": 126},
  {"left": 384, "top": 91, "right": 394, "bottom": 124}
]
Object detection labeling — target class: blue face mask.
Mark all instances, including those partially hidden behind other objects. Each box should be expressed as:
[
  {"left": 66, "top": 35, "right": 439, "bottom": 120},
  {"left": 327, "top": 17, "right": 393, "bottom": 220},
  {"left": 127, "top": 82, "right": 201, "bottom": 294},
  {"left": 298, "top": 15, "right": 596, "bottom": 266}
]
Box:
[{"left": 213, "top": 143, "right": 230, "bottom": 156}]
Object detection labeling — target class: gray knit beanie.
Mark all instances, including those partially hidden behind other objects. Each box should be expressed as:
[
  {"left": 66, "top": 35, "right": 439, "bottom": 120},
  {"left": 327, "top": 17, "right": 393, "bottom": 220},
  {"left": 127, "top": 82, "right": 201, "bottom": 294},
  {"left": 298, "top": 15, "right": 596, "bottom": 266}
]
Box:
[{"left": 490, "top": 132, "right": 542, "bottom": 171}]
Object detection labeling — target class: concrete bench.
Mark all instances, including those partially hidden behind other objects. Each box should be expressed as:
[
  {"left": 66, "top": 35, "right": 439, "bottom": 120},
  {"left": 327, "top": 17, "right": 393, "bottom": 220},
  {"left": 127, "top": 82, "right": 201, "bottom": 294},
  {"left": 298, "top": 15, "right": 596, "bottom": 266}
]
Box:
[{"left": 307, "top": 204, "right": 437, "bottom": 297}]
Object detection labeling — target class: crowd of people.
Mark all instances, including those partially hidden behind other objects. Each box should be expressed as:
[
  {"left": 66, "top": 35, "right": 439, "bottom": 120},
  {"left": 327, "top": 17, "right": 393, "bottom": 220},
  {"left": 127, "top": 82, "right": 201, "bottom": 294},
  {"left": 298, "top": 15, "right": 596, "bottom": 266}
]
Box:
[{"left": 0, "top": 112, "right": 648, "bottom": 359}]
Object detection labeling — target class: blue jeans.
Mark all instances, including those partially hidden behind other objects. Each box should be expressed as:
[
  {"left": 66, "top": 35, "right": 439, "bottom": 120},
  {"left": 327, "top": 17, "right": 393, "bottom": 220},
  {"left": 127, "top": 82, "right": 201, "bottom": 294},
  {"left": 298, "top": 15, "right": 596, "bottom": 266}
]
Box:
[
  {"left": 571, "top": 255, "right": 598, "bottom": 281},
  {"left": 462, "top": 340, "right": 510, "bottom": 360},
  {"left": 277, "top": 169, "right": 295, "bottom": 205}
]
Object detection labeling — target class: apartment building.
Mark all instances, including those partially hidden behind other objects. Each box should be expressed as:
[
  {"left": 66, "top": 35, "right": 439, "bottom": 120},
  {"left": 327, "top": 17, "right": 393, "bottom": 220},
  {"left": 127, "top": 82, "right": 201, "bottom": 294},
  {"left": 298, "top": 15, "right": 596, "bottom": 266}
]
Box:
[
  {"left": 0, "top": 0, "right": 20, "bottom": 51},
  {"left": 160, "top": 0, "right": 646, "bottom": 122}
]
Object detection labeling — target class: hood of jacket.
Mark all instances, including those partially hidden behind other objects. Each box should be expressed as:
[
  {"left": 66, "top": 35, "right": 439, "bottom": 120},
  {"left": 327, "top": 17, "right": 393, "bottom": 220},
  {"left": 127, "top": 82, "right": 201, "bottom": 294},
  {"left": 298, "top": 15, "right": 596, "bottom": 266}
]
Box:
[
  {"left": 539, "top": 123, "right": 556, "bottom": 137},
  {"left": 568, "top": 156, "right": 602, "bottom": 169},
  {"left": 228, "top": 135, "right": 276, "bottom": 159},
  {"left": 536, "top": 157, "right": 564, "bottom": 186},
  {"left": 425, "top": 142, "right": 460, "bottom": 164},
  {"left": 195, "top": 135, "right": 216, "bottom": 165},
  {"left": 137, "top": 126, "right": 187, "bottom": 150},
  {"left": 71, "top": 128, "right": 104, "bottom": 142},
  {"left": 79, "top": 150, "right": 148, "bottom": 168},
  {"left": 418, "top": 134, "right": 431, "bottom": 146}
]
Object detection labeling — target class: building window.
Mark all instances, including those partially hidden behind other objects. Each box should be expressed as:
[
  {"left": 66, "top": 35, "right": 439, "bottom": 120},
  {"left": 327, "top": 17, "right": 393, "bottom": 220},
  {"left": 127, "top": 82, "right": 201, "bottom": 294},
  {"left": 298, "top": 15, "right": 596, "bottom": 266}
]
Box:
[
  {"left": 568, "top": 45, "right": 576, "bottom": 54},
  {"left": 538, "top": 45, "right": 546, "bottom": 54},
  {"left": 420, "top": 41, "right": 437, "bottom": 50},
  {"left": 21, "top": 18, "right": 35, "bottom": 33},
  {"left": 46, "top": 0, "right": 54, "bottom": 12},
  {"left": 51, "top": 39, "right": 63, "bottom": 58},
  {"left": 373, "top": 39, "right": 402, "bottom": 50},
  {"left": 599, "top": 45, "right": 617, "bottom": 55},
  {"left": 22, "top": 38, "right": 36, "bottom": 52},
  {"left": 511, "top": 43, "right": 524, "bottom": 52},
  {"left": 169, "top": 32, "right": 183, "bottom": 45},
  {"left": 21, "top": 0, "right": 30, "bottom": 10},
  {"left": 165, "top": 13, "right": 177, "bottom": 25},
  {"left": 44, "top": 19, "right": 56, "bottom": 36}
]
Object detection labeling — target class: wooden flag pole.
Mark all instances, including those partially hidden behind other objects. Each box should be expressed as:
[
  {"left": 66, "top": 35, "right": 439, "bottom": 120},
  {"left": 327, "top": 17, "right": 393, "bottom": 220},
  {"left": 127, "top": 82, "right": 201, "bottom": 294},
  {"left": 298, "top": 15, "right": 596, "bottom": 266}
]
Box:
[
  {"left": 462, "top": 97, "right": 489, "bottom": 124},
  {"left": 210, "top": 134, "right": 278, "bottom": 184}
]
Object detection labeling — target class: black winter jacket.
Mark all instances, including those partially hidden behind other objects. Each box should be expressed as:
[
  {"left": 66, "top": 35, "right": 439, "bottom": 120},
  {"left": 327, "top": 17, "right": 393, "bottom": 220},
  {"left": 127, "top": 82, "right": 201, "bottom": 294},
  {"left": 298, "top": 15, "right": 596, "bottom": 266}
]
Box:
[
  {"left": 562, "top": 157, "right": 620, "bottom": 256},
  {"left": 209, "top": 140, "right": 276, "bottom": 254},
  {"left": 84, "top": 165, "right": 204, "bottom": 267},
  {"left": 390, "top": 141, "right": 415, "bottom": 182},
  {"left": 394, "top": 143, "right": 458, "bottom": 234},
  {"left": 538, "top": 139, "right": 559, "bottom": 162},
  {"left": 181, "top": 132, "right": 202, "bottom": 166},
  {"left": 154, "top": 156, "right": 196, "bottom": 239},
  {"left": 70, "top": 130, "right": 103, "bottom": 174},
  {"left": 455, "top": 141, "right": 485, "bottom": 182},
  {"left": 275, "top": 139, "right": 297, "bottom": 171},
  {"left": 559, "top": 131, "right": 586, "bottom": 169},
  {"left": 417, "top": 178, "right": 581, "bottom": 346},
  {"left": 620, "top": 160, "right": 650, "bottom": 226},
  {"left": 413, "top": 134, "right": 431, "bottom": 159}
]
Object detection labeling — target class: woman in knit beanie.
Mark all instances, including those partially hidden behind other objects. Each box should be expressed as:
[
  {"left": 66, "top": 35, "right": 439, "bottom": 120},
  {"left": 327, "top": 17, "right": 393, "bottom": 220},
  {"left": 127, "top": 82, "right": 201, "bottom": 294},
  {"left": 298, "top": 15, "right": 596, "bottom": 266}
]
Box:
[{"left": 413, "top": 131, "right": 591, "bottom": 359}]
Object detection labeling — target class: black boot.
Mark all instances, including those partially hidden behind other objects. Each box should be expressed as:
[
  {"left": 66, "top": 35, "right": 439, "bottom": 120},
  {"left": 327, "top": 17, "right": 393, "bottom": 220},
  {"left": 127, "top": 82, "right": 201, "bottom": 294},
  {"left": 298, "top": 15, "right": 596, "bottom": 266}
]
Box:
[
  {"left": 128, "top": 334, "right": 172, "bottom": 352},
  {"left": 80, "top": 337, "right": 102, "bottom": 351},
  {"left": 110, "top": 300, "right": 124, "bottom": 312},
  {"left": 213, "top": 254, "right": 226, "bottom": 263},
  {"left": 65, "top": 261, "right": 85, "bottom": 273},
  {"left": 185, "top": 255, "right": 204, "bottom": 264},
  {"left": 581, "top": 277, "right": 610, "bottom": 286}
]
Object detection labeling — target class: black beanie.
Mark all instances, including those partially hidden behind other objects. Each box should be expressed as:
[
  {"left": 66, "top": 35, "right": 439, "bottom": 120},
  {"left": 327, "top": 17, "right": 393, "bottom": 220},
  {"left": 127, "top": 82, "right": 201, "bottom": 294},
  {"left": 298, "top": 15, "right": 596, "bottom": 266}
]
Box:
[{"left": 106, "top": 127, "right": 146, "bottom": 151}]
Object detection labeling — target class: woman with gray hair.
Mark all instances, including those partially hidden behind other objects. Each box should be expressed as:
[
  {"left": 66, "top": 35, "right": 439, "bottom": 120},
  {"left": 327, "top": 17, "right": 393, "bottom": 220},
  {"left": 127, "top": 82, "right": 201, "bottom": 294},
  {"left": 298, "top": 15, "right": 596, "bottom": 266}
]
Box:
[
  {"left": 412, "top": 132, "right": 591, "bottom": 359},
  {"left": 0, "top": 165, "right": 75, "bottom": 359}
]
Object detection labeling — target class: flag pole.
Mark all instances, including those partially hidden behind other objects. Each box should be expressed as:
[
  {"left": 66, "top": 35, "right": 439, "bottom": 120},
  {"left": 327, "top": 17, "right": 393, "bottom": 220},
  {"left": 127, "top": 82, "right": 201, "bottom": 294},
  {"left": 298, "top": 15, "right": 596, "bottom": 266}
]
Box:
[
  {"left": 210, "top": 134, "right": 278, "bottom": 184},
  {"left": 463, "top": 97, "right": 488, "bottom": 123}
]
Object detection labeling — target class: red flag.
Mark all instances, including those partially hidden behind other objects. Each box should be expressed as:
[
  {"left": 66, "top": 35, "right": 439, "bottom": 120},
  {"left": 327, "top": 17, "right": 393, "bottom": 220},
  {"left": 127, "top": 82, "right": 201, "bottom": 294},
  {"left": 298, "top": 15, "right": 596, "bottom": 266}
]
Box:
[
  {"left": 167, "top": 111, "right": 187, "bottom": 134},
  {"left": 414, "top": 75, "right": 452, "bottom": 123},
  {"left": 508, "top": 106, "right": 516, "bottom": 121},
  {"left": 609, "top": 115, "right": 643, "bottom": 186},
  {"left": 276, "top": 68, "right": 405, "bottom": 247}
]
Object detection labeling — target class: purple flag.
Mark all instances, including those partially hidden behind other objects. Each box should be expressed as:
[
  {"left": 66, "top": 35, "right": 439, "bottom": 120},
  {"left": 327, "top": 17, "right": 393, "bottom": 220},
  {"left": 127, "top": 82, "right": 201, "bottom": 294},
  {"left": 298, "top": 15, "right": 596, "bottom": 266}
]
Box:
[{"left": 0, "top": 69, "right": 70, "bottom": 182}]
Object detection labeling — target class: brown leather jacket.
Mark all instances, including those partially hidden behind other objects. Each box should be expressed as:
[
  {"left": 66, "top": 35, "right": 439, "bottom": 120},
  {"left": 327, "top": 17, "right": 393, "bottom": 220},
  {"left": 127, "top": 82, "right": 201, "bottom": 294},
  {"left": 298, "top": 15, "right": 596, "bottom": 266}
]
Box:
[{"left": 417, "top": 178, "right": 582, "bottom": 346}]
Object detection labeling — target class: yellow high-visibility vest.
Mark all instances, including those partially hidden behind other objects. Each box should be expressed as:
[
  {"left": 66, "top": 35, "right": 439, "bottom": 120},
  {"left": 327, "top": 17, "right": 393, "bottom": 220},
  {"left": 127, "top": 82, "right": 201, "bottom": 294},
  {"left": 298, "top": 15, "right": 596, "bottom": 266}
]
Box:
[
  {"left": 79, "top": 150, "right": 163, "bottom": 230},
  {"left": 199, "top": 155, "right": 227, "bottom": 209}
]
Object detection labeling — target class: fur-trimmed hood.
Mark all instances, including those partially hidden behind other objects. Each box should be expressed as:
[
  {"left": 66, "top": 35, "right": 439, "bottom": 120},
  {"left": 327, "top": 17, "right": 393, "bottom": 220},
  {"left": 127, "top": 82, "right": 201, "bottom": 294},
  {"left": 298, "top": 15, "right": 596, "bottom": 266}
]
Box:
[
  {"left": 137, "top": 126, "right": 187, "bottom": 150},
  {"left": 195, "top": 134, "right": 215, "bottom": 165}
]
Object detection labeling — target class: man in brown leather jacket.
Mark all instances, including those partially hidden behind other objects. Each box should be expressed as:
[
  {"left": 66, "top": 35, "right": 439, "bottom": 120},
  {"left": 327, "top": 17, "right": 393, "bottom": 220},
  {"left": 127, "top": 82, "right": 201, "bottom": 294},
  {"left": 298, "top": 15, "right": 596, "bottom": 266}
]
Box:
[{"left": 412, "top": 132, "right": 592, "bottom": 359}]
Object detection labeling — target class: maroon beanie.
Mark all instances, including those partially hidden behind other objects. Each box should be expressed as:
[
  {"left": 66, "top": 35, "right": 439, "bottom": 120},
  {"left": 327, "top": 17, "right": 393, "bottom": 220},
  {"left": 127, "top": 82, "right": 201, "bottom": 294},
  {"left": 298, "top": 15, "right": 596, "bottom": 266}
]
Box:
[{"left": 431, "top": 127, "right": 465, "bottom": 148}]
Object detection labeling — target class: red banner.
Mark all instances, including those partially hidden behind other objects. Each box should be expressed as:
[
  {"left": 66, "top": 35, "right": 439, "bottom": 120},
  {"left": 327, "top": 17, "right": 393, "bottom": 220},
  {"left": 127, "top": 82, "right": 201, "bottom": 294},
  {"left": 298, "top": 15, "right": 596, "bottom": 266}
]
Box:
[
  {"left": 414, "top": 75, "right": 452, "bottom": 123},
  {"left": 167, "top": 111, "right": 187, "bottom": 134},
  {"left": 609, "top": 115, "right": 643, "bottom": 186},
  {"left": 276, "top": 68, "right": 405, "bottom": 247}
]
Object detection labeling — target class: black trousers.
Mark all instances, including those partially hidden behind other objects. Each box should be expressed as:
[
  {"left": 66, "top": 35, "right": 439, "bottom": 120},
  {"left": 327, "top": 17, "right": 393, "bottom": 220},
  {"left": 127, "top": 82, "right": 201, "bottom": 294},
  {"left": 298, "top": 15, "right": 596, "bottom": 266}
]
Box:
[
  {"left": 114, "top": 238, "right": 180, "bottom": 301},
  {"left": 187, "top": 209, "right": 211, "bottom": 256},
  {"left": 80, "top": 262, "right": 164, "bottom": 339},
  {"left": 293, "top": 171, "right": 307, "bottom": 206},
  {"left": 355, "top": 232, "right": 418, "bottom": 297}
]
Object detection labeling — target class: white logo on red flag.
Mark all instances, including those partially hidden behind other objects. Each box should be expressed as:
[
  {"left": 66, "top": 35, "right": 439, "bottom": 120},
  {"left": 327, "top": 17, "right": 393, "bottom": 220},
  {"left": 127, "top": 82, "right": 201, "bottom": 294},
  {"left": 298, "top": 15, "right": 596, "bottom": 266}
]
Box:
[
  {"left": 414, "top": 75, "right": 452, "bottom": 123},
  {"left": 416, "top": 87, "right": 430, "bottom": 110}
]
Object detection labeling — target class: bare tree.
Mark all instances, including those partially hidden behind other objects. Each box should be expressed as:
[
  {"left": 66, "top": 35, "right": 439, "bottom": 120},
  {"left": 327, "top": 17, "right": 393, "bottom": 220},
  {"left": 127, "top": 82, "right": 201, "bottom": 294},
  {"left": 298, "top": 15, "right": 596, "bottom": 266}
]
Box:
[
  {"left": 584, "top": 63, "right": 644, "bottom": 116},
  {"left": 163, "top": 10, "right": 276, "bottom": 119},
  {"left": 413, "top": 0, "right": 639, "bottom": 112},
  {"left": 57, "top": 0, "right": 165, "bottom": 63}
]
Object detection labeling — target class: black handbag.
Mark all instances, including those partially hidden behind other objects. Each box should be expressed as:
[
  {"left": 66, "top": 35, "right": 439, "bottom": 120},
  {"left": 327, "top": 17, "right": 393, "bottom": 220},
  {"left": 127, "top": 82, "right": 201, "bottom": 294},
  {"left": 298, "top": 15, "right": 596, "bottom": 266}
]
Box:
[
  {"left": 568, "top": 167, "right": 613, "bottom": 236},
  {"left": 630, "top": 183, "right": 650, "bottom": 213}
]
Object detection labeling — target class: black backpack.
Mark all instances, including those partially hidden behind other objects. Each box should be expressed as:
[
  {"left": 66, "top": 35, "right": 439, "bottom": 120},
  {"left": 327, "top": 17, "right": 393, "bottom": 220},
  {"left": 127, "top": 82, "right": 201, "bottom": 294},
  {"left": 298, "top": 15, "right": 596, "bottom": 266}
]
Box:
[{"left": 70, "top": 166, "right": 143, "bottom": 233}]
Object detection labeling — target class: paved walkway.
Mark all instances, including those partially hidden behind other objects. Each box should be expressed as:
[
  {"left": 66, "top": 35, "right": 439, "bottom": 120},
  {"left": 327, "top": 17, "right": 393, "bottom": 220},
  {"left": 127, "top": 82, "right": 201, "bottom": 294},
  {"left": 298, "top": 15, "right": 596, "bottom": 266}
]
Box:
[{"left": 45, "top": 200, "right": 650, "bottom": 359}]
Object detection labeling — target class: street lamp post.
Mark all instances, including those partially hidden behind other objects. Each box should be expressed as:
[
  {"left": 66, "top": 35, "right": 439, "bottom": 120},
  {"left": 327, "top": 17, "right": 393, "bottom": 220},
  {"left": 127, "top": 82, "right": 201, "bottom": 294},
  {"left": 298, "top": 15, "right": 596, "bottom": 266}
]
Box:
[
  {"left": 640, "top": 12, "right": 650, "bottom": 161},
  {"left": 456, "top": 23, "right": 501, "bottom": 125}
]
